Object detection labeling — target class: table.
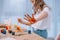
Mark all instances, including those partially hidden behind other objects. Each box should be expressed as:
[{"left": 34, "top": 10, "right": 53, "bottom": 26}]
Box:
[{"left": 0, "top": 32, "right": 46, "bottom": 40}]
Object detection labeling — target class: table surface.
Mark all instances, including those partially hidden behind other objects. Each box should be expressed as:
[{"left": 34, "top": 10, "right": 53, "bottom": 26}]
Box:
[{"left": 0, "top": 32, "right": 46, "bottom": 40}]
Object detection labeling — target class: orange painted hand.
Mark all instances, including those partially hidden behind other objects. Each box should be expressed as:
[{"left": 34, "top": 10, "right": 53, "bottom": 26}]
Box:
[{"left": 24, "top": 14, "right": 36, "bottom": 24}]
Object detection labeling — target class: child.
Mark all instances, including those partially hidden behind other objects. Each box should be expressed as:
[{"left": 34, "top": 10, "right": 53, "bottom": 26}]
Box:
[{"left": 18, "top": 0, "right": 51, "bottom": 39}]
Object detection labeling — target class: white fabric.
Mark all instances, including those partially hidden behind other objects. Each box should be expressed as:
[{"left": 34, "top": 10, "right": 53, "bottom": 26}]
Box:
[
  {"left": 0, "top": 37, "right": 16, "bottom": 40},
  {"left": 31, "top": 7, "right": 51, "bottom": 30}
]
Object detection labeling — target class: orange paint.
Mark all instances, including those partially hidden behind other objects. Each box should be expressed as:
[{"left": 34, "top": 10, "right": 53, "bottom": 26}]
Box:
[
  {"left": 29, "top": 18, "right": 36, "bottom": 23},
  {"left": 18, "top": 18, "right": 21, "bottom": 22},
  {"left": 6, "top": 26, "right": 9, "bottom": 30},
  {"left": 17, "top": 27, "right": 20, "bottom": 30},
  {"left": 16, "top": 26, "right": 23, "bottom": 32}
]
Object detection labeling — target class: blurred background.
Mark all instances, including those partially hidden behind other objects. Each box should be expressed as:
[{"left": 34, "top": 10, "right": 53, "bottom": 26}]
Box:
[{"left": 0, "top": 0, "right": 60, "bottom": 39}]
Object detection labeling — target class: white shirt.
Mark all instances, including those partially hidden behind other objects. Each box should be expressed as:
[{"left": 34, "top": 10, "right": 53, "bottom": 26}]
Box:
[{"left": 31, "top": 7, "right": 51, "bottom": 30}]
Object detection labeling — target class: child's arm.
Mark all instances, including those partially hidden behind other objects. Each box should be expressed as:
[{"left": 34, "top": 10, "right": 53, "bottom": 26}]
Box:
[
  {"left": 35, "top": 12, "right": 48, "bottom": 22},
  {"left": 34, "top": 7, "right": 50, "bottom": 22},
  {"left": 24, "top": 7, "right": 49, "bottom": 23}
]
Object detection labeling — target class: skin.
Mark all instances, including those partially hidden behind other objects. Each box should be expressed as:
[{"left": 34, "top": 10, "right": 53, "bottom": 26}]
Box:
[
  {"left": 18, "top": 0, "right": 48, "bottom": 26},
  {"left": 57, "top": 34, "right": 60, "bottom": 40}
]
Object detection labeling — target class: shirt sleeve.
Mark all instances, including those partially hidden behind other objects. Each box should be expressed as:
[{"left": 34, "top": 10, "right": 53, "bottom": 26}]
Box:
[
  {"left": 34, "top": 7, "right": 50, "bottom": 20},
  {"left": 42, "top": 7, "right": 50, "bottom": 14}
]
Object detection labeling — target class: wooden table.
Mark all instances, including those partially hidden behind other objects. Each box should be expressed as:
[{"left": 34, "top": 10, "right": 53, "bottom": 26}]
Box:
[{"left": 0, "top": 32, "right": 46, "bottom": 40}]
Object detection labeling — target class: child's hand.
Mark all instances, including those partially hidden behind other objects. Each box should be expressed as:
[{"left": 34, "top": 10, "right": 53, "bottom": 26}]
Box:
[{"left": 24, "top": 14, "right": 36, "bottom": 24}]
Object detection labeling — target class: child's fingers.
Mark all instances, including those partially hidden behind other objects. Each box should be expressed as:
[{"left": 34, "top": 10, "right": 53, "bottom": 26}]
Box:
[
  {"left": 24, "top": 17, "right": 31, "bottom": 22},
  {"left": 24, "top": 17, "right": 32, "bottom": 22},
  {"left": 32, "top": 14, "right": 34, "bottom": 19},
  {"left": 24, "top": 14, "right": 36, "bottom": 24},
  {"left": 24, "top": 17, "right": 29, "bottom": 21},
  {"left": 27, "top": 14, "right": 31, "bottom": 18},
  {"left": 24, "top": 14, "right": 32, "bottom": 20}
]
